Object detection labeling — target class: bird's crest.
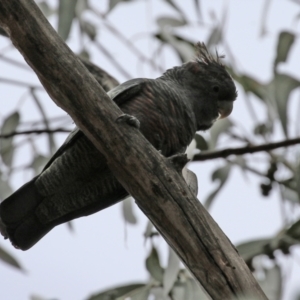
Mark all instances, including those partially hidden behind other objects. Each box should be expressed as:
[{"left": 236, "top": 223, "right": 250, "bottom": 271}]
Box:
[{"left": 195, "top": 42, "right": 224, "bottom": 66}]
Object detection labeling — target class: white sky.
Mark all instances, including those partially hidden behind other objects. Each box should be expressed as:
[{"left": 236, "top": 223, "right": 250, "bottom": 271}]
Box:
[{"left": 0, "top": 0, "right": 300, "bottom": 299}]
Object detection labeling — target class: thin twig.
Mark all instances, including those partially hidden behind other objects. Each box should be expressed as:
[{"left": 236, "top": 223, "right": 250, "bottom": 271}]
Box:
[
  {"left": 95, "top": 41, "right": 132, "bottom": 79},
  {"left": 0, "top": 128, "right": 71, "bottom": 139},
  {"left": 0, "top": 54, "right": 31, "bottom": 70},
  {"left": 0, "top": 77, "right": 43, "bottom": 89},
  {"left": 91, "top": 5, "right": 164, "bottom": 73},
  {"left": 193, "top": 137, "right": 300, "bottom": 162},
  {"left": 30, "top": 88, "right": 56, "bottom": 154}
]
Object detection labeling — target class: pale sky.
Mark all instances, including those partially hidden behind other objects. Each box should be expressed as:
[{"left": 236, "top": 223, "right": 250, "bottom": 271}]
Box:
[{"left": 0, "top": 1, "right": 300, "bottom": 300}]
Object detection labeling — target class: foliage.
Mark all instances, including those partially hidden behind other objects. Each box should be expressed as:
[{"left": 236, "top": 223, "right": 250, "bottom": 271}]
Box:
[{"left": 1, "top": 0, "right": 300, "bottom": 299}]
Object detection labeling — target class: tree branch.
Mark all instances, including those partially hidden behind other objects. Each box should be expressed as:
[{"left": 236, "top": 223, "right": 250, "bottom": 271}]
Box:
[
  {"left": 0, "top": 128, "right": 71, "bottom": 139},
  {"left": 0, "top": 2, "right": 267, "bottom": 299},
  {"left": 193, "top": 137, "right": 300, "bottom": 161}
]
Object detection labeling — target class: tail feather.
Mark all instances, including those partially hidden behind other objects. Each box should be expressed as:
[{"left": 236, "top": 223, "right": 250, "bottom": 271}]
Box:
[{"left": 0, "top": 174, "right": 128, "bottom": 250}]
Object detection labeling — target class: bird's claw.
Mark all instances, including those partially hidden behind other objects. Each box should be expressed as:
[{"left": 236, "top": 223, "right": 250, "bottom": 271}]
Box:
[
  {"left": 115, "top": 114, "right": 140, "bottom": 129},
  {"left": 168, "top": 153, "right": 189, "bottom": 173}
]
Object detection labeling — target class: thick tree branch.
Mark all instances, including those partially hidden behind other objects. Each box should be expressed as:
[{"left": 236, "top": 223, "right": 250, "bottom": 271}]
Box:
[
  {"left": 0, "top": 2, "right": 267, "bottom": 299},
  {"left": 193, "top": 137, "right": 300, "bottom": 161}
]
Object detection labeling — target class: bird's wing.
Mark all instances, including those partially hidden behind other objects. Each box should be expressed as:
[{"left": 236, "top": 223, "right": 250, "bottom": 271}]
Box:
[{"left": 41, "top": 78, "right": 146, "bottom": 172}]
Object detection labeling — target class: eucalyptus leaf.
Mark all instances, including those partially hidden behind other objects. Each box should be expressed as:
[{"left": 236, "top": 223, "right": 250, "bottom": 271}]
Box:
[
  {"left": 0, "top": 111, "right": 20, "bottom": 167},
  {"left": 81, "top": 20, "right": 97, "bottom": 40},
  {"left": 30, "top": 294, "right": 49, "bottom": 300},
  {"left": 87, "top": 283, "right": 145, "bottom": 300},
  {"left": 116, "top": 285, "right": 150, "bottom": 300},
  {"left": 193, "top": 0, "right": 202, "bottom": 21},
  {"left": 184, "top": 278, "right": 208, "bottom": 300},
  {"left": 182, "top": 167, "right": 198, "bottom": 196},
  {"left": 194, "top": 133, "right": 208, "bottom": 151},
  {"left": 206, "top": 26, "right": 222, "bottom": 49},
  {"left": 146, "top": 246, "right": 164, "bottom": 282},
  {"left": 228, "top": 69, "right": 266, "bottom": 101},
  {"left": 108, "top": 0, "right": 132, "bottom": 14},
  {"left": 163, "top": 0, "right": 187, "bottom": 21},
  {"left": 159, "top": 30, "right": 194, "bottom": 63},
  {"left": 157, "top": 16, "right": 186, "bottom": 28},
  {"left": 204, "top": 164, "right": 231, "bottom": 209},
  {"left": 30, "top": 154, "right": 49, "bottom": 175},
  {"left": 274, "top": 31, "right": 295, "bottom": 71},
  {"left": 122, "top": 197, "right": 137, "bottom": 224},
  {"left": 144, "top": 220, "right": 154, "bottom": 239},
  {"left": 155, "top": 33, "right": 195, "bottom": 63},
  {"left": 282, "top": 186, "right": 299, "bottom": 204},
  {"left": 58, "top": 0, "right": 78, "bottom": 41},
  {"left": 37, "top": 1, "right": 54, "bottom": 17},
  {"left": 258, "top": 265, "right": 282, "bottom": 300},
  {"left": 163, "top": 247, "right": 180, "bottom": 295},
  {"left": 267, "top": 73, "right": 300, "bottom": 137},
  {"left": 0, "top": 245, "right": 24, "bottom": 271},
  {"left": 0, "top": 176, "right": 12, "bottom": 200},
  {"left": 209, "top": 118, "right": 232, "bottom": 149},
  {"left": 236, "top": 238, "right": 272, "bottom": 262},
  {"left": 286, "top": 219, "right": 300, "bottom": 240},
  {"left": 78, "top": 48, "right": 90, "bottom": 60}
]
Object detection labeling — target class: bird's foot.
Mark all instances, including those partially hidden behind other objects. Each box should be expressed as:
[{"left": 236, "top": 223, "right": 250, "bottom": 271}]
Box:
[
  {"left": 168, "top": 153, "right": 189, "bottom": 173},
  {"left": 115, "top": 114, "right": 140, "bottom": 129}
]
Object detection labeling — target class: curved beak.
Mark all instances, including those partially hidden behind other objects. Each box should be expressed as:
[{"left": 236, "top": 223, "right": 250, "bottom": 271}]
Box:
[{"left": 217, "top": 101, "right": 233, "bottom": 119}]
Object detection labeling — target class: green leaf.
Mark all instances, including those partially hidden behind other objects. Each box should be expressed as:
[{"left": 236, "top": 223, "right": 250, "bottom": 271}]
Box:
[
  {"left": 182, "top": 167, "right": 198, "bottom": 196},
  {"left": 81, "top": 20, "right": 97, "bottom": 40},
  {"left": 155, "top": 33, "right": 195, "bottom": 63},
  {"left": 228, "top": 69, "right": 266, "bottom": 101},
  {"left": 144, "top": 220, "right": 155, "bottom": 239},
  {"left": 258, "top": 265, "right": 282, "bottom": 300},
  {"left": 58, "top": 0, "right": 78, "bottom": 41},
  {"left": 145, "top": 246, "right": 164, "bottom": 282},
  {"left": 204, "top": 164, "right": 231, "bottom": 209},
  {"left": 87, "top": 283, "right": 145, "bottom": 300},
  {"left": 37, "top": 1, "right": 54, "bottom": 17},
  {"left": 109, "top": 0, "right": 123, "bottom": 12},
  {"left": 286, "top": 219, "right": 300, "bottom": 240},
  {"left": 267, "top": 73, "right": 300, "bottom": 137},
  {"left": 209, "top": 118, "right": 232, "bottom": 149},
  {"left": 0, "top": 175, "right": 12, "bottom": 200},
  {"left": 194, "top": 134, "right": 208, "bottom": 151},
  {"left": 78, "top": 48, "right": 90, "bottom": 60},
  {"left": 163, "top": 247, "right": 180, "bottom": 295},
  {"left": 0, "top": 245, "right": 24, "bottom": 271},
  {"left": 193, "top": 0, "right": 202, "bottom": 22},
  {"left": 236, "top": 239, "right": 272, "bottom": 262},
  {"left": 163, "top": 0, "right": 187, "bottom": 21},
  {"left": 206, "top": 26, "right": 222, "bottom": 49},
  {"left": 116, "top": 285, "right": 150, "bottom": 300},
  {"left": 157, "top": 16, "right": 186, "bottom": 28},
  {"left": 183, "top": 278, "right": 209, "bottom": 300},
  {"left": 158, "top": 30, "right": 194, "bottom": 63},
  {"left": 0, "top": 111, "right": 20, "bottom": 167},
  {"left": 274, "top": 31, "right": 295, "bottom": 71},
  {"left": 30, "top": 154, "right": 49, "bottom": 175},
  {"left": 122, "top": 197, "right": 137, "bottom": 224}
]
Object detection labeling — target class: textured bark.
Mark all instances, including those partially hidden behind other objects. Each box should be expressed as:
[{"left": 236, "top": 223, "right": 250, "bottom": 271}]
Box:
[{"left": 0, "top": 1, "right": 268, "bottom": 299}]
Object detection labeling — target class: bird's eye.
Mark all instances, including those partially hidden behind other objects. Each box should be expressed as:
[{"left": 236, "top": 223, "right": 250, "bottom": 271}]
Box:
[{"left": 213, "top": 86, "right": 219, "bottom": 93}]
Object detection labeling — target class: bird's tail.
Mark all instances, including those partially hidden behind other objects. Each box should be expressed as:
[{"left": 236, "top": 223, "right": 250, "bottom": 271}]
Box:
[{"left": 0, "top": 177, "right": 52, "bottom": 250}]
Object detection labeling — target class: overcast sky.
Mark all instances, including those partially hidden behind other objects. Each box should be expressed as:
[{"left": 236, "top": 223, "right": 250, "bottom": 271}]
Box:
[{"left": 0, "top": 1, "right": 300, "bottom": 300}]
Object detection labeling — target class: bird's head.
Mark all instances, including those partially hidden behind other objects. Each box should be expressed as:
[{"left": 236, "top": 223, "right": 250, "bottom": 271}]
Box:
[{"left": 182, "top": 42, "right": 237, "bottom": 131}]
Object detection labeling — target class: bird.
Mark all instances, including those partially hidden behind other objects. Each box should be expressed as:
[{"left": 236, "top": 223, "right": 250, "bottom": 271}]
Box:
[{"left": 0, "top": 42, "right": 237, "bottom": 250}]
